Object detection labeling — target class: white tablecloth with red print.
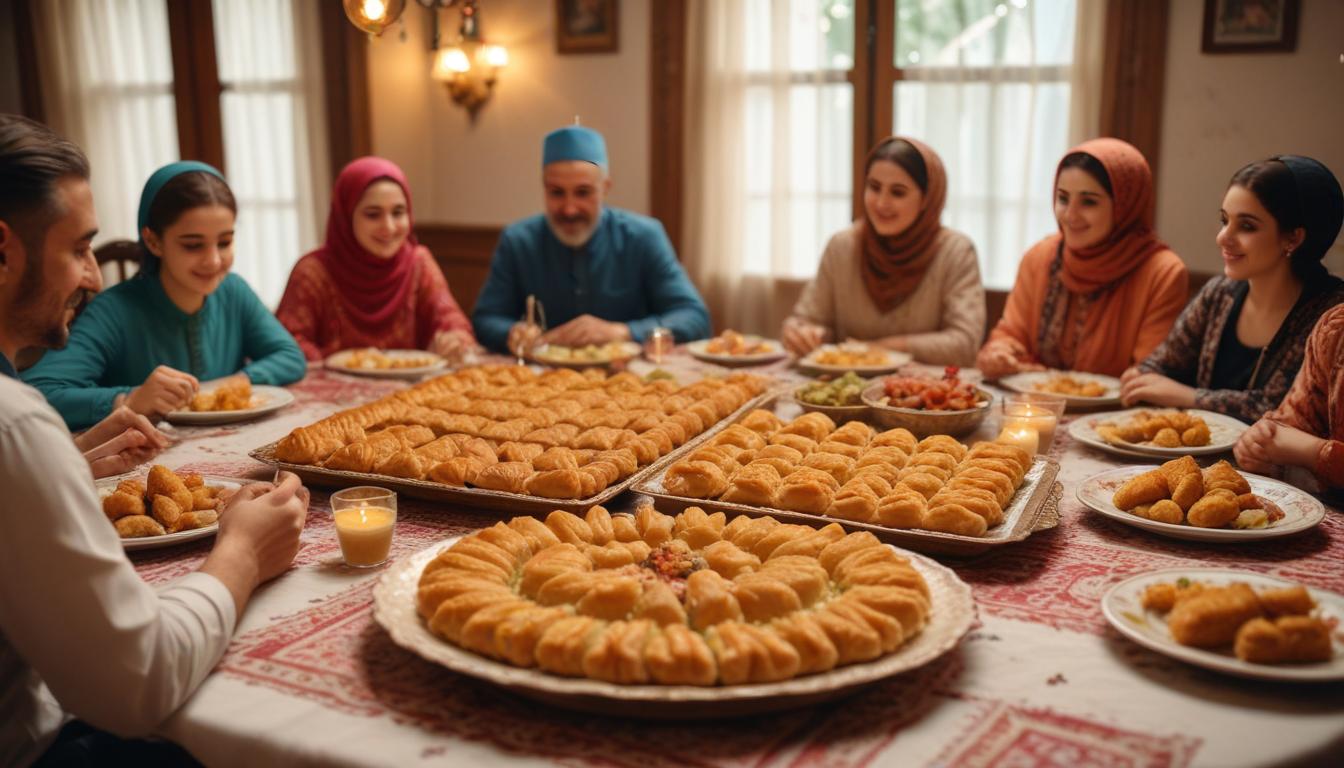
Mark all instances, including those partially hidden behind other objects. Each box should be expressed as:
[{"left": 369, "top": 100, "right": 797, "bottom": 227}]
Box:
[{"left": 128, "top": 361, "right": 1344, "bottom": 768}]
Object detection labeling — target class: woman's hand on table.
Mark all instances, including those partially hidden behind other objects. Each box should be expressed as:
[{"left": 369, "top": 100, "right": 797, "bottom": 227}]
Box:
[
  {"left": 203, "top": 471, "right": 310, "bottom": 613},
  {"left": 781, "top": 317, "right": 826, "bottom": 356},
  {"left": 976, "top": 338, "right": 1042, "bottom": 380},
  {"left": 1119, "top": 372, "right": 1195, "bottom": 409},
  {"left": 77, "top": 406, "right": 171, "bottom": 478},
  {"left": 428, "top": 329, "right": 479, "bottom": 363},
  {"left": 1234, "top": 418, "right": 1325, "bottom": 476},
  {"left": 121, "top": 365, "right": 199, "bottom": 419}
]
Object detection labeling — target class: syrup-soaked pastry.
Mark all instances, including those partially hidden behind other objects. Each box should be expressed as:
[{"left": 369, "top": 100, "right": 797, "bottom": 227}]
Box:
[
  {"left": 930, "top": 486, "right": 1003, "bottom": 526},
  {"left": 741, "top": 456, "right": 796, "bottom": 479},
  {"left": 509, "top": 516, "right": 563, "bottom": 554},
  {"left": 684, "top": 569, "right": 744, "bottom": 631},
  {"left": 634, "top": 409, "right": 674, "bottom": 434},
  {"left": 497, "top": 441, "right": 546, "bottom": 464},
  {"left": 815, "top": 440, "right": 864, "bottom": 460},
  {"left": 644, "top": 624, "right": 718, "bottom": 685},
  {"left": 451, "top": 436, "right": 500, "bottom": 465},
  {"left": 472, "top": 461, "right": 535, "bottom": 494},
  {"left": 701, "top": 540, "right": 762, "bottom": 579},
  {"left": 386, "top": 424, "right": 437, "bottom": 448},
  {"left": 532, "top": 446, "right": 581, "bottom": 471},
  {"left": 664, "top": 460, "right": 729, "bottom": 499},
  {"left": 722, "top": 462, "right": 782, "bottom": 507},
  {"left": 115, "top": 514, "right": 167, "bottom": 538},
  {"left": 574, "top": 426, "right": 629, "bottom": 452},
  {"left": 609, "top": 513, "right": 641, "bottom": 543},
  {"left": 967, "top": 441, "right": 1033, "bottom": 475},
  {"left": 801, "top": 452, "right": 855, "bottom": 486},
  {"left": 907, "top": 451, "right": 958, "bottom": 475},
  {"left": 322, "top": 441, "right": 380, "bottom": 473},
  {"left": 714, "top": 425, "right": 767, "bottom": 452},
  {"left": 767, "top": 432, "right": 818, "bottom": 456},
  {"left": 844, "top": 472, "right": 893, "bottom": 499},
  {"left": 914, "top": 435, "right": 968, "bottom": 462},
  {"left": 895, "top": 470, "right": 944, "bottom": 500},
  {"left": 634, "top": 504, "right": 675, "bottom": 546},
  {"left": 580, "top": 460, "right": 622, "bottom": 491},
  {"left": 777, "top": 412, "right": 836, "bottom": 443},
  {"left": 825, "top": 483, "right": 880, "bottom": 523},
  {"left": 621, "top": 436, "right": 662, "bottom": 466},
  {"left": 415, "top": 435, "right": 461, "bottom": 463},
  {"left": 591, "top": 449, "right": 638, "bottom": 477},
  {"left": 687, "top": 401, "right": 720, "bottom": 431},
  {"left": 948, "top": 466, "right": 1016, "bottom": 506},
  {"left": 522, "top": 424, "right": 582, "bottom": 448},
  {"left": 777, "top": 468, "right": 838, "bottom": 514},
  {"left": 684, "top": 445, "right": 743, "bottom": 475},
  {"left": 957, "top": 457, "right": 1024, "bottom": 487},
  {"left": 428, "top": 456, "right": 489, "bottom": 486},
  {"left": 921, "top": 502, "right": 988, "bottom": 537},
  {"left": 870, "top": 427, "right": 918, "bottom": 455},
  {"left": 876, "top": 486, "right": 927, "bottom": 528},
  {"left": 849, "top": 462, "right": 902, "bottom": 486},
  {"left": 769, "top": 522, "right": 845, "bottom": 559},
  {"left": 575, "top": 576, "right": 644, "bottom": 621},
  {"left": 739, "top": 409, "right": 783, "bottom": 436},
  {"left": 374, "top": 448, "right": 427, "bottom": 479},
  {"left": 525, "top": 469, "right": 585, "bottom": 499},
  {"left": 856, "top": 445, "right": 910, "bottom": 472}
]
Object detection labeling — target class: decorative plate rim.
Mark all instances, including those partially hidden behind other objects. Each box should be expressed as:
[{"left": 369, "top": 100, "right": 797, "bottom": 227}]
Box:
[
  {"left": 165, "top": 385, "right": 295, "bottom": 425},
  {"left": 1068, "top": 407, "right": 1249, "bottom": 457},
  {"left": 999, "top": 370, "right": 1123, "bottom": 404}
]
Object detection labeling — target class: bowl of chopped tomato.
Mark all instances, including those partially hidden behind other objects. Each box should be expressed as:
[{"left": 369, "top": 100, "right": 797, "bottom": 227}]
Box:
[{"left": 861, "top": 367, "right": 993, "bottom": 437}]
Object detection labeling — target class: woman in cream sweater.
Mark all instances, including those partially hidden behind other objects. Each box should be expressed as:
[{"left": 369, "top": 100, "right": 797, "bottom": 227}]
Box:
[{"left": 782, "top": 137, "right": 984, "bottom": 367}]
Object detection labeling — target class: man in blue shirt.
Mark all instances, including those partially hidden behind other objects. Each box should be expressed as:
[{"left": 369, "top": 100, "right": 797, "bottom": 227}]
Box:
[{"left": 472, "top": 125, "right": 711, "bottom": 354}]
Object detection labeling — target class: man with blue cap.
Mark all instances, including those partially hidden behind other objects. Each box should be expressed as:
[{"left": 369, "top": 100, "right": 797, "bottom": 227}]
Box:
[{"left": 472, "top": 124, "right": 711, "bottom": 353}]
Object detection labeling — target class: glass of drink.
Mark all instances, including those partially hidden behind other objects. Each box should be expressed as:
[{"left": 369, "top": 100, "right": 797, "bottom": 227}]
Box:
[
  {"left": 645, "top": 326, "right": 675, "bottom": 364},
  {"left": 330, "top": 486, "right": 397, "bottom": 568}
]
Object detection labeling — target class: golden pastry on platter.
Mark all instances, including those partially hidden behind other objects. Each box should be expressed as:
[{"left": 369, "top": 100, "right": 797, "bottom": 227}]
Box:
[
  {"left": 1095, "top": 410, "right": 1212, "bottom": 448},
  {"left": 416, "top": 505, "right": 931, "bottom": 684},
  {"left": 1111, "top": 458, "right": 1279, "bottom": 529},
  {"left": 101, "top": 465, "right": 225, "bottom": 538}
]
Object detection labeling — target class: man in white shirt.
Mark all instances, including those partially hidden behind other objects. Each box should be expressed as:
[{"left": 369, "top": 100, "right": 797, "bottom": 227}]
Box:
[{"left": 0, "top": 114, "right": 309, "bottom": 765}]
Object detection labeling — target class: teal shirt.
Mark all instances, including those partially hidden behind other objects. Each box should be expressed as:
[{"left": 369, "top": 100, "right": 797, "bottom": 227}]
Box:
[
  {"left": 472, "top": 208, "right": 712, "bottom": 353},
  {"left": 23, "top": 273, "right": 306, "bottom": 430}
]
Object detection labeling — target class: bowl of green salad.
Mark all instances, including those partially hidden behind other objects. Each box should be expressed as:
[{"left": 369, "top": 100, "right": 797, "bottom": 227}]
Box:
[{"left": 792, "top": 372, "right": 872, "bottom": 421}]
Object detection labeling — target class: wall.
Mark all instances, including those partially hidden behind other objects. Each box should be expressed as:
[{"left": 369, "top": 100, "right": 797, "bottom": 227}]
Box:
[
  {"left": 366, "top": 0, "right": 650, "bottom": 226},
  {"left": 0, "top": 0, "right": 24, "bottom": 114},
  {"left": 1157, "top": 0, "right": 1344, "bottom": 277}
]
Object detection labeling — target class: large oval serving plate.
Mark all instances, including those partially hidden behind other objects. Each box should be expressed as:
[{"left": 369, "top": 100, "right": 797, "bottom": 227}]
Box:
[
  {"left": 97, "top": 475, "right": 241, "bottom": 551},
  {"left": 373, "top": 536, "right": 975, "bottom": 719},
  {"left": 1076, "top": 465, "right": 1325, "bottom": 542},
  {"left": 1102, "top": 568, "right": 1344, "bottom": 682},
  {"left": 326, "top": 349, "right": 448, "bottom": 379},
  {"left": 165, "top": 385, "right": 295, "bottom": 426},
  {"left": 1069, "top": 408, "right": 1248, "bottom": 458},
  {"left": 1000, "top": 370, "right": 1122, "bottom": 408}
]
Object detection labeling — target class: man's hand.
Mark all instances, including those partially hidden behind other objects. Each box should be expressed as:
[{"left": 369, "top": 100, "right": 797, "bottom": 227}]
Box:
[
  {"left": 201, "top": 472, "right": 310, "bottom": 613},
  {"left": 76, "top": 406, "right": 171, "bottom": 479},
  {"left": 541, "top": 315, "right": 631, "bottom": 347},
  {"left": 122, "top": 365, "right": 200, "bottom": 419}
]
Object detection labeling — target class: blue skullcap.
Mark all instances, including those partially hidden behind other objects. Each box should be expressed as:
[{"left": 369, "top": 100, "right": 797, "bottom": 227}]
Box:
[
  {"left": 542, "top": 126, "right": 608, "bottom": 171},
  {"left": 135, "top": 160, "right": 227, "bottom": 273}
]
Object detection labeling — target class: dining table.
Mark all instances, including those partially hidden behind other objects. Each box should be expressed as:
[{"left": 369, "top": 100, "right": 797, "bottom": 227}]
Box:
[{"left": 130, "top": 353, "right": 1344, "bottom": 768}]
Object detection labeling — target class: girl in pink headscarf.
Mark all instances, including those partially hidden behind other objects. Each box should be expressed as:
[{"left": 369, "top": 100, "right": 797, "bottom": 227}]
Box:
[{"left": 277, "top": 157, "right": 475, "bottom": 361}]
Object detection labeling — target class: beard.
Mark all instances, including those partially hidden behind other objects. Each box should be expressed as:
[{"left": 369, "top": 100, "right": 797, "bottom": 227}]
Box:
[
  {"left": 546, "top": 211, "right": 599, "bottom": 248},
  {"left": 11, "top": 261, "right": 83, "bottom": 350}
]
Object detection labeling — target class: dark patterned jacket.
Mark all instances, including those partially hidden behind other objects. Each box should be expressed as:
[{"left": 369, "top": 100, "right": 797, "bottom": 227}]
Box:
[{"left": 1138, "top": 275, "right": 1344, "bottom": 423}]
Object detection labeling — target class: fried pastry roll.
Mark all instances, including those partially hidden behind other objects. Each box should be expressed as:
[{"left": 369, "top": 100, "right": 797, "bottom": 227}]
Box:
[{"left": 115, "top": 515, "right": 166, "bottom": 538}]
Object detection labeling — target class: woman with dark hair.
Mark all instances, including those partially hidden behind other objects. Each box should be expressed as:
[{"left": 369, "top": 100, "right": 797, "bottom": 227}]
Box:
[
  {"left": 23, "top": 161, "right": 306, "bottom": 429},
  {"left": 782, "top": 136, "right": 985, "bottom": 366},
  {"left": 276, "top": 156, "right": 475, "bottom": 361},
  {"left": 978, "top": 138, "right": 1189, "bottom": 378},
  {"left": 1121, "top": 155, "right": 1344, "bottom": 423}
]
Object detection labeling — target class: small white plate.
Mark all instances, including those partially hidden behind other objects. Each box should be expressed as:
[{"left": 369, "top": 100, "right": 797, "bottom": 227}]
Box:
[
  {"left": 1000, "top": 370, "right": 1123, "bottom": 408},
  {"left": 165, "top": 385, "right": 295, "bottom": 426},
  {"left": 1076, "top": 465, "right": 1325, "bottom": 542},
  {"left": 530, "top": 341, "right": 642, "bottom": 369},
  {"left": 797, "top": 345, "right": 911, "bottom": 377},
  {"left": 1069, "top": 408, "right": 1249, "bottom": 458},
  {"left": 1102, "top": 568, "right": 1344, "bottom": 682},
  {"left": 98, "top": 475, "right": 241, "bottom": 551},
  {"left": 685, "top": 337, "right": 788, "bottom": 367},
  {"left": 325, "top": 349, "right": 447, "bottom": 379}
]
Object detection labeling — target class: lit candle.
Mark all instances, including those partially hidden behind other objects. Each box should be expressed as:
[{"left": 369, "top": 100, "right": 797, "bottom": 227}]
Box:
[
  {"left": 333, "top": 504, "right": 395, "bottom": 567},
  {"left": 996, "top": 425, "right": 1039, "bottom": 456},
  {"left": 1002, "top": 404, "right": 1059, "bottom": 455}
]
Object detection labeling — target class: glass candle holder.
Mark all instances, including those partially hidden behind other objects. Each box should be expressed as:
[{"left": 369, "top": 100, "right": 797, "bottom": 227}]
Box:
[
  {"left": 645, "top": 326, "right": 675, "bottom": 364},
  {"left": 330, "top": 486, "right": 397, "bottom": 568},
  {"left": 999, "top": 392, "right": 1067, "bottom": 456}
]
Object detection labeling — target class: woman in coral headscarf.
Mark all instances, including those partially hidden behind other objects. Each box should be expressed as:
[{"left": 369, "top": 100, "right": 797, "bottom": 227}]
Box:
[
  {"left": 977, "top": 138, "right": 1188, "bottom": 379},
  {"left": 277, "top": 157, "right": 475, "bottom": 361},
  {"left": 782, "top": 137, "right": 984, "bottom": 366}
]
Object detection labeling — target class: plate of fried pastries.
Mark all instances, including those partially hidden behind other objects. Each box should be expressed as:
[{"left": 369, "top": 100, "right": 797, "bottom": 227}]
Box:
[
  {"left": 797, "top": 343, "right": 911, "bottom": 377},
  {"left": 373, "top": 505, "right": 976, "bottom": 717},
  {"left": 531, "top": 342, "right": 643, "bottom": 369},
  {"left": 326, "top": 348, "right": 448, "bottom": 379},
  {"left": 98, "top": 465, "right": 239, "bottom": 551},
  {"left": 1102, "top": 568, "right": 1344, "bottom": 682},
  {"left": 166, "top": 383, "right": 294, "bottom": 425},
  {"left": 636, "top": 408, "right": 1061, "bottom": 556},
  {"left": 686, "top": 331, "right": 788, "bottom": 367},
  {"left": 1069, "top": 408, "right": 1248, "bottom": 458},
  {"left": 1000, "top": 371, "right": 1122, "bottom": 408},
  {"left": 252, "top": 365, "right": 772, "bottom": 513},
  {"left": 1077, "top": 458, "right": 1325, "bottom": 542}
]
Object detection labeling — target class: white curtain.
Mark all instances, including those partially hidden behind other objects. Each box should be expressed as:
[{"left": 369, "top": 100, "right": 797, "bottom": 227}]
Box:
[
  {"left": 213, "top": 0, "right": 331, "bottom": 309},
  {"left": 684, "top": 0, "right": 854, "bottom": 336},
  {"left": 892, "top": 0, "right": 1076, "bottom": 290},
  {"left": 33, "top": 0, "right": 179, "bottom": 284},
  {"left": 1068, "top": 0, "right": 1105, "bottom": 145}
]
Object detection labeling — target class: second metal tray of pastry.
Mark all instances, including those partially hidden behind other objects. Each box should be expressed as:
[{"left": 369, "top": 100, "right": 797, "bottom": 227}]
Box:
[
  {"left": 636, "top": 457, "right": 1061, "bottom": 558},
  {"left": 248, "top": 389, "right": 780, "bottom": 516}
]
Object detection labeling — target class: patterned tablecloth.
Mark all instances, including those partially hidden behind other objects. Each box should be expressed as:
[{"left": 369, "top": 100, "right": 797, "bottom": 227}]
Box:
[{"left": 133, "top": 358, "right": 1344, "bottom": 768}]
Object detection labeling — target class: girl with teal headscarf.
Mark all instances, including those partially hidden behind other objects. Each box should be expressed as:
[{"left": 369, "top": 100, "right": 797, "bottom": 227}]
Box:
[{"left": 23, "top": 161, "right": 306, "bottom": 430}]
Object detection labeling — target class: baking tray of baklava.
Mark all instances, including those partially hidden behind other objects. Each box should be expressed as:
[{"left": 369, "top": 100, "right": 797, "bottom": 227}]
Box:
[
  {"left": 250, "top": 364, "right": 782, "bottom": 515},
  {"left": 632, "top": 396, "right": 1062, "bottom": 556}
]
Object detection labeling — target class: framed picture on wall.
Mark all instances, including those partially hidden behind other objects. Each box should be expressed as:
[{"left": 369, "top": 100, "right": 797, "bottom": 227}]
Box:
[
  {"left": 556, "top": 0, "right": 618, "bottom": 54},
  {"left": 1202, "top": 0, "right": 1299, "bottom": 53}
]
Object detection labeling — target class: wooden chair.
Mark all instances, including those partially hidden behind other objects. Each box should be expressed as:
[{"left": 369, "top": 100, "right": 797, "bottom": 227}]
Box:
[{"left": 96, "top": 239, "right": 141, "bottom": 286}]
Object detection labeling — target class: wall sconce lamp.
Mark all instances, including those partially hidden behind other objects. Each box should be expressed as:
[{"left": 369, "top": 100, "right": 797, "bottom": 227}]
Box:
[{"left": 430, "top": 1, "right": 508, "bottom": 114}]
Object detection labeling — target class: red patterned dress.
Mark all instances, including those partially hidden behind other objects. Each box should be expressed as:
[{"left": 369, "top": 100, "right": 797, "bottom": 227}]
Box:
[
  {"left": 276, "top": 246, "right": 473, "bottom": 362},
  {"left": 1264, "top": 303, "right": 1344, "bottom": 489}
]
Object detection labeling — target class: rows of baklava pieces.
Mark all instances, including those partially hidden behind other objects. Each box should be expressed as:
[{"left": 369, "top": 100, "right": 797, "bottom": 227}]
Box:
[
  {"left": 416, "top": 505, "right": 931, "bottom": 685},
  {"left": 662, "top": 411, "right": 1034, "bottom": 537},
  {"left": 273, "top": 366, "right": 767, "bottom": 499}
]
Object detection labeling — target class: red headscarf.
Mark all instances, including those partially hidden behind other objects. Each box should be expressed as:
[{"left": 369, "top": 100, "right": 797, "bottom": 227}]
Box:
[
  {"left": 1055, "top": 137, "right": 1167, "bottom": 294},
  {"left": 859, "top": 137, "right": 948, "bottom": 312},
  {"left": 315, "top": 157, "right": 419, "bottom": 330}
]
